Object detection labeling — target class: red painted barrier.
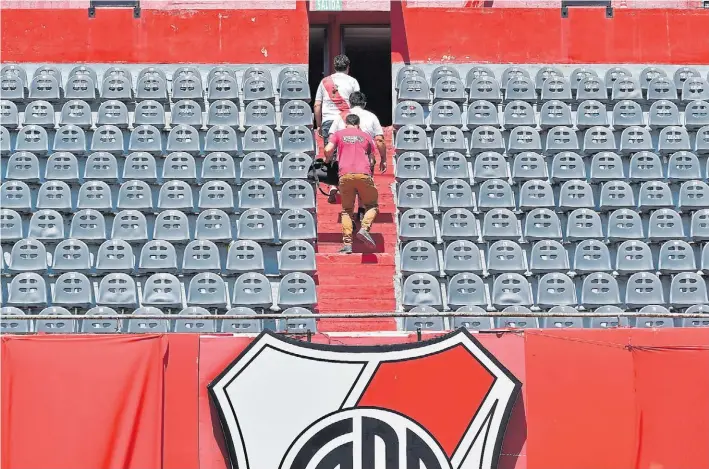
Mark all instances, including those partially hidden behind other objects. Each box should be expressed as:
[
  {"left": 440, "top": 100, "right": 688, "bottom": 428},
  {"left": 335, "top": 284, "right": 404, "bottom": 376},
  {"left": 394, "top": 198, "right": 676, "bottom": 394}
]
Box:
[
  {"left": 392, "top": 3, "right": 709, "bottom": 64},
  {"left": 2, "top": 330, "right": 708, "bottom": 469},
  {"left": 0, "top": 6, "right": 308, "bottom": 64}
]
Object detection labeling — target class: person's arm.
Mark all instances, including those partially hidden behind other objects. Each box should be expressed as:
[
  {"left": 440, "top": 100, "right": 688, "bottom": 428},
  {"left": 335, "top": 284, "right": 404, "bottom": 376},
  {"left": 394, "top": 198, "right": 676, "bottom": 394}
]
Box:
[
  {"left": 324, "top": 133, "right": 337, "bottom": 162},
  {"left": 368, "top": 137, "right": 377, "bottom": 172},
  {"left": 372, "top": 117, "right": 387, "bottom": 173},
  {"left": 314, "top": 83, "right": 324, "bottom": 132}
]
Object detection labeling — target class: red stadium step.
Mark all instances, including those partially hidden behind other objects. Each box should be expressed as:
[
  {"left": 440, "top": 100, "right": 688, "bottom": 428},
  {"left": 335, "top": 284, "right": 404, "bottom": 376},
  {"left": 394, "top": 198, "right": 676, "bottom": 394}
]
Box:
[{"left": 314, "top": 127, "right": 398, "bottom": 332}]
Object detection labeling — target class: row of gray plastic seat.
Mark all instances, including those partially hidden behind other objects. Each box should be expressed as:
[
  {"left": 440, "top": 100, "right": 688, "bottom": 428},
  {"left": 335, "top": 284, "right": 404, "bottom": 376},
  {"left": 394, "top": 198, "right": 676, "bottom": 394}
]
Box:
[
  {"left": 394, "top": 124, "right": 709, "bottom": 155},
  {"left": 1, "top": 64, "right": 309, "bottom": 103},
  {"left": 399, "top": 207, "right": 709, "bottom": 242},
  {"left": 403, "top": 305, "right": 705, "bottom": 332},
  {"left": 401, "top": 239, "right": 709, "bottom": 276},
  {"left": 0, "top": 306, "right": 317, "bottom": 334},
  {"left": 1, "top": 271, "right": 316, "bottom": 309},
  {"left": 395, "top": 65, "right": 709, "bottom": 103},
  {"left": 396, "top": 65, "right": 707, "bottom": 92},
  {"left": 1, "top": 179, "right": 315, "bottom": 213},
  {"left": 0, "top": 124, "right": 315, "bottom": 155},
  {"left": 402, "top": 271, "right": 708, "bottom": 310},
  {"left": 395, "top": 150, "right": 709, "bottom": 183},
  {"left": 2, "top": 151, "right": 312, "bottom": 183},
  {"left": 0, "top": 208, "right": 316, "bottom": 243},
  {"left": 2, "top": 238, "right": 315, "bottom": 276},
  {"left": 396, "top": 178, "right": 709, "bottom": 212},
  {"left": 394, "top": 99, "right": 709, "bottom": 130},
  {"left": 0, "top": 99, "right": 314, "bottom": 129}
]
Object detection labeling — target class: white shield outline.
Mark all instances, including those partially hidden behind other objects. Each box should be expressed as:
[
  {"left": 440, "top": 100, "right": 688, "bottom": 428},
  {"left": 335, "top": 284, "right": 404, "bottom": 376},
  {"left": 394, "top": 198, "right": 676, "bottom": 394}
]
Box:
[{"left": 209, "top": 329, "right": 521, "bottom": 469}]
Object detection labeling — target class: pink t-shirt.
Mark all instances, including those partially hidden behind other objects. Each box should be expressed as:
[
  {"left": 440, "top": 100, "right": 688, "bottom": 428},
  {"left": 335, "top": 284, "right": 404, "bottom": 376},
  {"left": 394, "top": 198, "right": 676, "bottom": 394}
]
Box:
[{"left": 329, "top": 128, "right": 375, "bottom": 176}]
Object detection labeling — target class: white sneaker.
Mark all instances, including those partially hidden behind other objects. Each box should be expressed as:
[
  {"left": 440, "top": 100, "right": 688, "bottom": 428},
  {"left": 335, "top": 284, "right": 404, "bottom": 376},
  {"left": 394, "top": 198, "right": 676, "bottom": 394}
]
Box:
[{"left": 327, "top": 187, "right": 338, "bottom": 204}]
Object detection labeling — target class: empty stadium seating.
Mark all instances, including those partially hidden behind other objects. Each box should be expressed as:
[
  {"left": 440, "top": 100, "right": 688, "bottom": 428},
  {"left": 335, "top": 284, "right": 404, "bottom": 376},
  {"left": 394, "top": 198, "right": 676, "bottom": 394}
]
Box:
[
  {"left": 394, "top": 63, "right": 709, "bottom": 330},
  {"left": 0, "top": 64, "right": 317, "bottom": 333}
]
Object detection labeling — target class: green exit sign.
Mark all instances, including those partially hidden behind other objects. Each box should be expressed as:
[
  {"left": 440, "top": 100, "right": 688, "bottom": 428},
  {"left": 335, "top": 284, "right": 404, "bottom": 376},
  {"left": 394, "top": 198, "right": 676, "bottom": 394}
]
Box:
[{"left": 313, "top": 0, "right": 343, "bottom": 10}]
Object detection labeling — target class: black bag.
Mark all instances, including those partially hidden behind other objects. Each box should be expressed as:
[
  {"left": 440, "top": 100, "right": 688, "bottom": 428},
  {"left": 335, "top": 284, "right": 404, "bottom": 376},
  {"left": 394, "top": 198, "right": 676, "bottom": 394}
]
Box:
[{"left": 308, "top": 159, "right": 340, "bottom": 195}]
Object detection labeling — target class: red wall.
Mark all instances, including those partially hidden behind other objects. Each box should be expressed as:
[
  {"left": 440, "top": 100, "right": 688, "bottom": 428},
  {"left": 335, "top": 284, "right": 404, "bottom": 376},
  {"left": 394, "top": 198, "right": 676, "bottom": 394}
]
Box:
[
  {"left": 392, "top": 3, "right": 709, "bottom": 64},
  {"left": 3, "top": 330, "right": 709, "bottom": 469},
  {"left": 0, "top": 6, "right": 309, "bottom": 64}
]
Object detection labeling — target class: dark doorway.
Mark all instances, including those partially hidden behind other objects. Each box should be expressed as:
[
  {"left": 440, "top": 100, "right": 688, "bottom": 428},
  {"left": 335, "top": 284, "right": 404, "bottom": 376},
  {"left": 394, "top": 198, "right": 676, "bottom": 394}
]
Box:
[
  {"left": 308, "top": 26, "right": 328, "bottom": 103},
  {"left": 341, "top": 26, "right": 392, "bottom": 126}
]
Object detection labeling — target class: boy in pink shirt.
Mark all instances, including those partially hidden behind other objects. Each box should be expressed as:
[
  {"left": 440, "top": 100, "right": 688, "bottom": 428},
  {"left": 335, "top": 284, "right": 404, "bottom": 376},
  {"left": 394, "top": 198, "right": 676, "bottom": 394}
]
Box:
[{"left": 324, "top": 114, "right": 380, "bottom": 254}]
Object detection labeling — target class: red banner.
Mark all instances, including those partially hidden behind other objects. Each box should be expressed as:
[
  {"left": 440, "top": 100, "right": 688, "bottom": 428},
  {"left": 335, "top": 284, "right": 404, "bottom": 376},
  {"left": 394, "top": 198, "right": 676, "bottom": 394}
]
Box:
[{"left": 2, "top": 330, "right": 708, "bottom": 469}]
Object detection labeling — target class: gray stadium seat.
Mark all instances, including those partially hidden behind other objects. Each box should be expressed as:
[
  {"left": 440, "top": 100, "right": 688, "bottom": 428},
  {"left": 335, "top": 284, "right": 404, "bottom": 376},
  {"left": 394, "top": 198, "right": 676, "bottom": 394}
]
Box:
[
  {"left": 232, "top": 272, "right": 272, "bottom": 308},
  {"left": 478, "top": 179, "right": 515, "bottom": 211},
  {"left": 96, "top": 100, "right": 128, "bottom": 128},
  {"left": 118, "top": 180, "right": 153, "bottom": 211},
  {"left": 393, "top": 101, "right": 425, "bottom": 129},
  {"left": 110, "top": 210, "right": 148, "bottom": 243},
  {"left": 277, "top": 307, "right": 318, "bottom": 333},
  {"left": 619, "top": 126, "right": 653, "bottom": 154},
  {"left": 398, "top": 75, "right": 430, "bottom": 103},
  {"left": 466, "top": 100, "right": 498, "bottom": 128},
  {"left": 124, "top": 152, "right": 157, "bottom": 181},
  {"left": 658, "top": 240, "right": 696, "bottom": 274},
  {"left": 599, "top": 180, "right": 634, "bottom": 211},
  {"left": 648, "top": 76, "right": 678, "bottom": 101},
  {"left": 402, "top": 273, "right": 442, "bottom": 309},
  {"left": 53, "top": 125, "right": 87, "bottom": 153},
  {"left": 495, "top": 309, "right": 539, "bottom": 329},
  {"left": 37, "top": 180, "right": 72, "bottom": 212},
  {"left": 129, "top": 125, "right": 163, "bottom": 153},
  {"left": 60, "top": 100, "right": 92, "bottom": 128},
  {"left": 559, "top": 180, "right": 594, "bottom": 211},
  {"left": 512, "top": 152, "right": 548, "bottom": 182},
  {"left": 171, "top": 99, "right": 203, "bottom": 127},
  {"left": 505, "top": 75, "right": 536, "bottom": 101},
  {"left": 1, "top": 307, "right": 31, "bottom": 334},
  {"left": 9, "top": 238, "right": 47, "bottom": 273},
  {"left": 685, "top": 100, "right": 709, "bottom": 130},
  {"left": 551, "top": 152, "right": 586, "bottom": 182},
  {"left": 1, "top": 72, "right": 25, "bottom": 101},
  {"left": 207, "top": 100, "right": 239, "bottom": 127},
  {"left": 443, "top": 240, "right": 483, "bottom": 275},
  {"left": 244, "top": 100, "right": 277, "bottom": 128},
  {"left": 85, "top": 152, "right": 119, "bottom": 182},
  {"left": 153, "top": 210, "right": 190, "bottom": 243},
  {"left": 280, "top": 76, "right": 311, "bottom": 103},
  {"left": 174, "top": 307, "right": 216, "bottom": 333},
  {"left": 398, "top": 209, "right": 436, "bottom": 242},
  {"left": 583, "top": 126, "right": 616, "bottom": 154},
  {"left": 278, "top": 273, "right": 317, "bottom": 308},
  {"left": 431, "top": 65, "right": 460, "bottom": 87},
  {"left": 691, "top": 210, "right": 709, "bottom": 241},
  {"left": 447, "top": 273, "right": 487, "bottom": 309},
  {"left": 16, "top": 125, "right": 49, "bottom": 154},
  {"left": 51, "top": 239, "right": 90, "bottom": 274},
  {"left": 487, "top": 240, "right": 527, "bottom": 274},
  {"left": 187, "top": 273, "right": 228, "bottom": 308},
  {"left": 537, "top": 273, "right": 577, "bottom": 308},
  {"left": 397, "top": 151, "right": 430, "bottom": 181},
  {"left": 395, "top": 125, "right": 428, "bottom": 154},
  {"left": 280, "top": 180, "right": 315, "bottom": 211},
  {"left": 127, "top": 307, "right": 169, "bottom": 333},
  {"left": 36, "top": 307, "right": 76, "bottom": 334},
  {"left": 440, "top": 208, "right": 479, "bottom": 241},
  {"left": 519, "top": 180, "right": 554, "bottom": 211},
  {"left": 243, "top": 76, "right": 275, "bottom": 103},
  {"left": 524, "top": 208, "right": 562, "bottom": 240},
  {"left": 239, "top": 180, "right": 275, "bottom": 212},
  {"left": 142, "top": 273, "right": 183, "bottom": 308},
  {"left": 540, "top": 101, "right": 572, "bottom": 129},
  {"left": 628, "top": 151, "right": 663, "bottom": 181},
  {"left": 611, "top": 76, "right": 642, "bottom": 101},
  {"left": 576, "top": 100, "right": 608, "bottom": 129},
  {"left": 136, "top": 72, "right": 168, "bottom": 101},
  {"left": 243, "top": 125, "right": 277, "bottom": 155},
  {"left": 469, "top": 76, "right": 502, "bottom": 103},
  {"left": 697, "top": 126, "right": 709, "bottom": 154},
  {"left": 281, "top": 125, "right": 315, "bottom": 155},
  {"left": 134, "top": 100, "right": 166, "bottom": 127},
  {"left": 52, "top": 272, "right": 93, "bottom": 307},
  {"left": 574, "top": 239, "right": 612, "bottom": 273},
  {"left": 465, "top": 66, "right": 495, "bottom": 90},
  {"left": 682, "top": 78, "right": 709, "bottom": 102},
  {"left": 207, "top": 74, "right": 239, "bottom": 101},
  {"left": 139, "top": 240, "right": 178, "bottom": 274},
  {"left": 195, "top": 209, "right": 233, "bottom": 242},
  {"left": 508, "top": 126, "right": 541, "bottom": 154},
  {"left": 397, "top": 179, "right": 433, "bottom": 211},
  {"left": 607, "top": 209, "right": 644, "bottom": 241},
  {"left": 97, "top": 274, "right": 138, "bottom": 309},
  {"left": 280, "top": 100, "right": 313, "bottom": 128},
  {"left": 0, "top": 126, "right": 10, "bottom": 155},
  {"left": 277, "top": 66, "right": 306, "bottom": 89},
  {"left": 45, "top": 152, "right": 80, "bottom": 182},
  {"left": 0, "top": 209, "right": 23, "bottom": 241},
  {"left": 473, "top": 151, "right": 507, "bottom": 181},
  {"left": 279, "top": 240, "right": 316, "bottom": 275},
  {"left": 96, "top": 239, "right": 134, "bottom": 273},
  {"left": 430, "top": 100, "right": 462, "bottom": 128},
  {"left": 612, "top": 100, "right": 644, "bottom": 128},
  {"left": 658, "top": 126, "right": 691, "bottom": 154},
  {"left": 638, "top": 182, "right": 673, "bottom": 212},
  {"left": 503, "top": 100, "right": 535, "bottom": 127},
  {"left": 581, "top": 272, "right": 620, "bottom": 308},
  {"left": 670, "top": 272, "right": 708, "bottom": 308},
  {"left": 205, "top": 125, "right": 239, "bottom": 154},
  {"left": 6, "top": 152, "right": 39, "bottom": 182},
  {"left": 482, "top": 208, "right": 521, "bottom": 241},
  {"left": 615, "top": 240, "right": 653, "bottom": 274},
  {"left": 280, "top": 153, "right": 312, "bottom": 181},
  {"left": 529, "top": 240, "right": 568, "bottom": 273},
  {"left": 0, "top": 100, "right": 19, "bottom": 128},
  {"left": 401, "top": 240, "right": 439, "bottom": 276},
  {"left": 437, "top": 179, "right": 475, "bottom": 211},
  {"left": 221, "top": 307, "right": 262, "bottom": 333},
  {"left": 182, "top": 240, "right": 221, "bottom": 273},
  {"left": 167, "top": 124, "right": 200, "bottom": 154},
  {"left": 101, "top": 74, "right": 132, "bottom": 101},
  {"left": 201, "top": 152, "right": 238, "bottom": 181},
  {"left": 199, "top": 181, "right": 235, "bottom": 212},
  {"left": 535, "top": 66, "right": 564, "bottom": 89},
  {"left": 172, "top": 71, "right": 203, "bottom": 100},
  {"left": 492, "top": 273, "right": 532, "bottom": 308},
  {"left": 237, "top": 208, "right": 274, "bottom": 242},
  {"left": 70, "top": 209, "right": 106, "bottom": 241},
  {"left": 452, "top": 306, "right": 493, "bottom": 331},
  {"left": 667, "top": 151, "right": 700, "bottom": 181},
  {"left": 280, "top": 209, "right": 316, "bottom": 242},
  {"left": 682, "top": 305, "right": 709, "bottom": 328},
  {"left": 678, "top": 180, "right": 709, "bottom": 211},
  {"left": 577, "top": 75, "right": 607, "bottom": 101},
  {"left": 540, "top": 76, "right": 572, "bottom": 102},
  {"left": 1, "top": 181, "right": 32, "bottom": 212},
  {"left": 648, "top": 100, "right": 680, "bottom": 128},
  {"left": 240, "top": 152, "right": 276, "bottom": 181},
  {"left": 433, "top": 76, "right": 466, "bottom": 103},
  {"left": 28, "top": 209, "right": 64, "bottom": 240},
  {"left": 648, "top": 209, "right": 684, "bottom": 241},
  {"left": 30, "top": 73, "right": 61, "bottom": 101},
  {"left": 625, "top": 272, "right": 664, "bottom": 307},
  {"left": 7, "top": 272, "right": 47, "bottom": 308},
  {"left": 158, "top": 181, "right": 194, "bottom": 211},
  {"left": 163, "top": 152, "right": 197, "bottom": 182},
  {"left": 226, "top": 240, "right": 264, "bottom": 274}
]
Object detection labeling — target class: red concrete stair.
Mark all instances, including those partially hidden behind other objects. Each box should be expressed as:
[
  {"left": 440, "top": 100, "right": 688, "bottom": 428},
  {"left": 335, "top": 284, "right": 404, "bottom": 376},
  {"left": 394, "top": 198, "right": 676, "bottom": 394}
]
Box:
[{"left": 314, "top": 127, "right": 398, "bottom": 332}]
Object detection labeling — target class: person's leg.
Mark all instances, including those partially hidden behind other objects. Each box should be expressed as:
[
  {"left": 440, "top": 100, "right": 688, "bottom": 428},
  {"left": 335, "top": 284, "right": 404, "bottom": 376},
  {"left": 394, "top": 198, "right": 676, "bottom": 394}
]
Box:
[
  {"left": 353, "top": 175, "right": 379, "bottom": 247},
  {"left": 321, "top": 120, "right": 339, "bottom": 203},
  {"left": 338, "top": 174, "right": 357, "bottom": 250}
]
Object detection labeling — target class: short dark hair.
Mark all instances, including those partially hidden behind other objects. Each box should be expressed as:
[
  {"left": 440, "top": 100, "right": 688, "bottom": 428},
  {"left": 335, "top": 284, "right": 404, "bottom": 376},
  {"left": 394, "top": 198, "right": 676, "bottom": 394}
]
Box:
[
  {"left": 349, "top": 91, "right": 367, "bottom": 108},
  {"left": 345, "top": 114, "right": 360, "bottom": 126},
  {"left": 333, "top": 55, "right": 350, "bottom": 73}
]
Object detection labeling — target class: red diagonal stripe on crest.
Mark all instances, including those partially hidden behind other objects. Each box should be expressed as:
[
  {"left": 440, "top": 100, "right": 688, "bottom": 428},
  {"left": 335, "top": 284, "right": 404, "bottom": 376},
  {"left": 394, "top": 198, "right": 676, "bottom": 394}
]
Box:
[{"left": 356, "top": 344, "right": 495, "bottom": 457}]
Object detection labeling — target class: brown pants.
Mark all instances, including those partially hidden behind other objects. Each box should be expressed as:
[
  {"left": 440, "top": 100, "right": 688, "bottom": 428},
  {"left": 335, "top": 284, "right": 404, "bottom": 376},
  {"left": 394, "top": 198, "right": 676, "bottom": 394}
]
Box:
[{"left": 339, "top": 173, "right": 379, "bottom": 245}]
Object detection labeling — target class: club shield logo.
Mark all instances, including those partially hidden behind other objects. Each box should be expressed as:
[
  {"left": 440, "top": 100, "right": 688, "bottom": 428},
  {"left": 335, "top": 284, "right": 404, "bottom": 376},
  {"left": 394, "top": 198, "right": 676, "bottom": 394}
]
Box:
[{"left": 210, "top": 329, "right": 520, "bottom": 469}]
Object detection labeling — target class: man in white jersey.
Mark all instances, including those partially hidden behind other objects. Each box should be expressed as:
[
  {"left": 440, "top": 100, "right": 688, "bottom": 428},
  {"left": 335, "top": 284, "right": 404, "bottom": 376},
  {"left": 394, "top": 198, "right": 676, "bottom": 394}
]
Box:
[{"left": 314, "top": 54, "right": 360, "bottom": 146}]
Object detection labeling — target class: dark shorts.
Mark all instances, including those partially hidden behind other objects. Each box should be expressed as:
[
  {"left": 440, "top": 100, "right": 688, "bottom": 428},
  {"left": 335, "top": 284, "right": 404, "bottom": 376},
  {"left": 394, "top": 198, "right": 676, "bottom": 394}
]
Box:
[{"left": 321, "top": 120, "right": 334, "bottom": 145}]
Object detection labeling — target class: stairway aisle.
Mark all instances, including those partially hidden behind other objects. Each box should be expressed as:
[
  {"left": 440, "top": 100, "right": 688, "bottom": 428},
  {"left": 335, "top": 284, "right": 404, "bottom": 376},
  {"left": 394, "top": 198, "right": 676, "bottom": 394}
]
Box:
[{"left": 314, "top": 127, "right": 398, "bottom": 332}]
